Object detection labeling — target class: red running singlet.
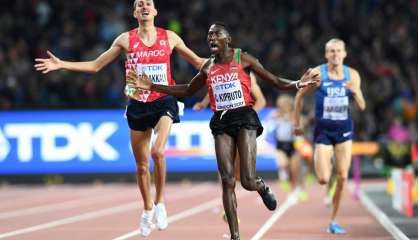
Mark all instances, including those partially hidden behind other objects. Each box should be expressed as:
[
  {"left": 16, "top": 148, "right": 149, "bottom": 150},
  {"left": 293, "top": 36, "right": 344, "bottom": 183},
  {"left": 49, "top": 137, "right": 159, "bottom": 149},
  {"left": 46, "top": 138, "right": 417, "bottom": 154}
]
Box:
[
  {"left": 207, "top": 48, "right": 254, "bottom": 111},
  {"left": 124, "top": 27, "right": 174, "bottom": 102}
]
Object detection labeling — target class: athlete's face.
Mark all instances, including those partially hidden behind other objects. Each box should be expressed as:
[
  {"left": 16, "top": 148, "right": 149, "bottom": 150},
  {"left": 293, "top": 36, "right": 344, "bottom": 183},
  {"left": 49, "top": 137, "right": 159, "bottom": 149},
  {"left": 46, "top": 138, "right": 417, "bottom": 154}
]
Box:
[
  {"left": 325, "top": 41, "right": 347, "bottom": 66},
  {"left": 207, "top": 25, "right": 231, "bottom": 54},
  {"left": 134, "top": 0, "right": 157, "bottom": 21},
  {"left": 276, "top": 97, "right": 292, "bottom": 113}
]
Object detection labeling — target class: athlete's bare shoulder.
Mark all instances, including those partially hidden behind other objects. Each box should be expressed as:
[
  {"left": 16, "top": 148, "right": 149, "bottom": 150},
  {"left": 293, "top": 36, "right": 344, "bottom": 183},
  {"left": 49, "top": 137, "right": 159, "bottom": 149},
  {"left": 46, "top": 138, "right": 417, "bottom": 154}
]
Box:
[
  {"left": 240, "top": 51, "right": 260, "bottom": 69},
  {"left": 165, "top": 29, "right": 179, "bottom": 39},
  {"left": 348, "top": 67, "right": 360, "bottom": 79},
  {"left": 112, "top": 32, "right": 130, "bottom": 51},
  {"left": 166, "top": 29, "right": 183, "bottom": 49}
]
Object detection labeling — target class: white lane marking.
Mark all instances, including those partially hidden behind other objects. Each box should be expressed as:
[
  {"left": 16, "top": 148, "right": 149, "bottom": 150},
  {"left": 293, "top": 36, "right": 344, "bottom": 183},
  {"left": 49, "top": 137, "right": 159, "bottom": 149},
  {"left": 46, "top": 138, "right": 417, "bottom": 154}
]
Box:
[
  {"left": 0, "top": 203, "right": 138, "bottom": 239},
  {"left": 113, "top": 189, "right": 253, "bottom": 240},
  {"left": 0, "top": 184, "right": 210, "bottom": 239},
  {"left": 250, "top": 192, "right": 296, "bottom": 240},
  {"left": 0, "top": 190, "right": 133, "bottom": 220},
  {"left": 358, "top": 188, "right": 410, "bottom": 240}
]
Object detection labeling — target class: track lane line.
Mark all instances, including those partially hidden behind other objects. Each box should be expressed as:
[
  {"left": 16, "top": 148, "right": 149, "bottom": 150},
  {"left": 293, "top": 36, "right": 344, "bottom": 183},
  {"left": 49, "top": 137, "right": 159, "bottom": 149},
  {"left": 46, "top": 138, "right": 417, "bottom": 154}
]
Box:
[
  {"left": 112, "top": 189, "right": 253, "bottom": 240},
  {"left": 356, "top": 186, "right": 409, "bottom": 240},
  {"left": 250, "top": 191, "right": 297, "bottom": 240},
  {"left": 0, "top": 184, "right": 210, "bottom": 239}
]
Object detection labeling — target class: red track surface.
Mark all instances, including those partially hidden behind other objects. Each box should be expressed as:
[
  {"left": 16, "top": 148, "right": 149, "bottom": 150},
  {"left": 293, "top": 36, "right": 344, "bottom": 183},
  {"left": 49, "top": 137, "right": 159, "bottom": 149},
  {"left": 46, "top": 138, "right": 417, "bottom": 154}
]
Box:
[{"left": 0, "top": 181, "right": 392, "bottom": 240}]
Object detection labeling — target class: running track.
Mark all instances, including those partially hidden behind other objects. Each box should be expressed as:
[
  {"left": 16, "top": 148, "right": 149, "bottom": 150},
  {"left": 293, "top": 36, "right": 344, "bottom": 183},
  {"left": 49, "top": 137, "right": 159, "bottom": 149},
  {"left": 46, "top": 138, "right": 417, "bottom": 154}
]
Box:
[{"left": 0, "top": 181, "right": 393, "bottom": 239}]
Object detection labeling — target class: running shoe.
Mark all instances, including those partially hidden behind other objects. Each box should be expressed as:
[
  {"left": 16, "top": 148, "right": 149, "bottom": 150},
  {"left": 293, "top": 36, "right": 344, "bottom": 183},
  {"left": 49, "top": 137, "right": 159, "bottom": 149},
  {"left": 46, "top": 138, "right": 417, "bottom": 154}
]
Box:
[
  {"left": 139, "top": 207, "right": 155, "bottom": 237},
  {"left": 279, "top": 180, "right": 291, "bottom": 192},
  {"left": 287, "top": 191, "right": 299, "bottom": 206},
  {"left": 257, "top": 178, "right": 277, "bottom": 210},
  {"left": 154, "top": 203, "right": 168, "bottom": 230},
  {"left": 223, "top": 233, "right": 240, "bottom": 240},
  {"left": 298, "top": 190, "right": 309, "bottom": 202},
  {"left": 305, "top": 174, "right": 316, "bottom": 186},
  {"left": 327, "top": 222, "right": 346, "bottom": 234}
]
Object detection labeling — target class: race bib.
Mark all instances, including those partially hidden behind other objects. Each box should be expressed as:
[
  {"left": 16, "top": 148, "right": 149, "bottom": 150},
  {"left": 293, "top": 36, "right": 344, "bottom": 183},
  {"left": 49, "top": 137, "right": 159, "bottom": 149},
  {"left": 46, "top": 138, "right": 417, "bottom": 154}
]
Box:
[
  {"left": 213, "top": 80, "right": 245, "bottom": 111},
  {"left": 323, "top": 96, "right": 349, "bottom": 120},
  {"left": 136, "top": 63, "right": 168, "bottom": 86}
]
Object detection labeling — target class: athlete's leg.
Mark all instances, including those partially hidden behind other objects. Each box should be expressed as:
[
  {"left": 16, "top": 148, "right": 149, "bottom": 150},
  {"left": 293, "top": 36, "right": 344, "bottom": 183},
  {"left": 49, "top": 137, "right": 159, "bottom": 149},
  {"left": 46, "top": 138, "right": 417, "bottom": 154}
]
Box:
[
  {"left": 238, "top": 128, "right": 277, "bottom": 211},
  {"left": 289, "top": 153, "right": 301, "bottom": 189},
  {"left": 237, "top": 129, "right": 261, "bottom": 191},
  {"left": 276, "top": 149, "right": 291, "bottom": 192},
  {"left": 150, "top": 116, "right": 173, "bottom": 230},
  {"left": 130, "top": 129, "right": 153, "bottom": 210},
  {"left": 215, "top": 134, "right": 239, "bottom": 239},
  {"left": 234, "top": 149, "right": 241, "bottom": 182},
  {"left": 314, "top": 144, "right": 334, "bottom": 185},
  {"left": 331, "top": 140, "right": 352, "bottom": 221},
  {"left": 151, "top": 116, "right": 173, "bottom": 204}
]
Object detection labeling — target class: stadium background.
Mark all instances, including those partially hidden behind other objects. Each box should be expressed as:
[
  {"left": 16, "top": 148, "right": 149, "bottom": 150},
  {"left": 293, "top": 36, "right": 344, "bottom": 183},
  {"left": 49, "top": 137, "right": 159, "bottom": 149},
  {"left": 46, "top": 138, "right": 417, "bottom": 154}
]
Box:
[{"left": 0, "top": 0, "right": 416, "bottom": 178}]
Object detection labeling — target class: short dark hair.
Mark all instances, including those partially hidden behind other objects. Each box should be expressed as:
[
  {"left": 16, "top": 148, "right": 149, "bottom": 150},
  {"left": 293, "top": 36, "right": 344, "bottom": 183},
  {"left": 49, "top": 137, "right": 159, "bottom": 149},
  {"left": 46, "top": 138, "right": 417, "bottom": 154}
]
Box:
[
  {"left": 211, "top": 22, "right": 230, "bottom": 37},
  {"left": 133, "top": 0, "right": 155, "bottom": 8},
  {"left": 212, "top": 22, "right": 227, "bottom": 29}
]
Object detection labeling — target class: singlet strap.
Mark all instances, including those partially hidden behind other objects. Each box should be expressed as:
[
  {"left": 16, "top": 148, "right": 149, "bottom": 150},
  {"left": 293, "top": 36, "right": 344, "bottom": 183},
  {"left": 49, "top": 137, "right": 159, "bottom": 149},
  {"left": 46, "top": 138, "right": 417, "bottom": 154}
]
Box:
[
  {"left": 234, "top": 48, "right": 241, "bottom": 64},
  {"left": 320, "top": 64, "right": 328, "bottom": 81},
  {"left": 343, "top": 65, "right": 351, "bottom": 81}
]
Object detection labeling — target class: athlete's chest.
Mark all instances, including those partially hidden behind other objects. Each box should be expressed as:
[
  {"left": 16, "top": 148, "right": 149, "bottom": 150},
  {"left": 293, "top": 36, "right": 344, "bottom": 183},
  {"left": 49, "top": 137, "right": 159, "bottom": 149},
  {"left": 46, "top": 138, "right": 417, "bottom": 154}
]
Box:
[
  {"left": 319, "top": 81, "right": 348, "bottom": 97},
  {"left": 207, "top": 63, "right": 244, "bottom": 84}
]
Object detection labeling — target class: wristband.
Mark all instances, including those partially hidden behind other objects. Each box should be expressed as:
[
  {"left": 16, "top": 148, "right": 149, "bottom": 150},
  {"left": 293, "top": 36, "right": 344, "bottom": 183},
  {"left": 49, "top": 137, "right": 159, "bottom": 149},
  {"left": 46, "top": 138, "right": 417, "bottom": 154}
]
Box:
[{"left": 295, "top": 80, "right": 301, "bottom": 90}]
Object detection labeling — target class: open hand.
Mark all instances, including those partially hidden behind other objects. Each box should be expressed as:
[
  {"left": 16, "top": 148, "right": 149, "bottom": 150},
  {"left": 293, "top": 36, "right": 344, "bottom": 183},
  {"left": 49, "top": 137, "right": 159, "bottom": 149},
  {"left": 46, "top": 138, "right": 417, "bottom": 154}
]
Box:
[
  {"left": 298, "top": 68, "right": 320, "bottom": 88},
  {"left": 192, "top": 102, "right": 206, "bottom": 111},
  {"left": 126, "top": 68, "right": 152, "bottom": 90},
  {"left": 34, "top": 51, "right": 62, "bottom": 74},
  {"left": 293, "top": 125, "right": 304, "bottom": 136}
]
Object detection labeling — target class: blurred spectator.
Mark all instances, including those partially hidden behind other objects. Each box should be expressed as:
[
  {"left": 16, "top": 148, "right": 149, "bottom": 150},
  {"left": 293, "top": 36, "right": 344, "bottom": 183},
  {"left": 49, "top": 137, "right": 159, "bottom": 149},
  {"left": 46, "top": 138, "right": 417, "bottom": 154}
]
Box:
[{"left": 381, "top": 117, "right": 412, "bottom": 167}]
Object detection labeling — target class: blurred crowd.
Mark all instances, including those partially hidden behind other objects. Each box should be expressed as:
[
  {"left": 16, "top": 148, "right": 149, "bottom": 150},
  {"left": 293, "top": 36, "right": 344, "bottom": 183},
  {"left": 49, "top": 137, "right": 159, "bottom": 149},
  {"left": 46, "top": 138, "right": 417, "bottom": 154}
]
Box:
[{"left": 0, "top": 0, "right": 416, "bottom": 142}]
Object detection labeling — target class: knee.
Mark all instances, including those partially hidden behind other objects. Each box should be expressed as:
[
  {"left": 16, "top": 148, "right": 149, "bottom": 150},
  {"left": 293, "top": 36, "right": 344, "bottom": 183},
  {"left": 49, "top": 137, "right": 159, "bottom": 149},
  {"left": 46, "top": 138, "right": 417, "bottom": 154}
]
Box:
[
  {"left": 136, "top": 163, "right": 149, "bottom": 175},
  {"left": 220, "top": 175, "right": 236, "bottom": 190},
  {"left": 240, "top": 176, "right": 257, "bottom": 191},
  {"left": 151, "top": 147, "right": 165, "bottom": 162},
  {"left": 317, "top": 177, "right": 329, "bottom": 185},
  {"left": 336, "top": 172, "right": 348, "bottom": 183}
]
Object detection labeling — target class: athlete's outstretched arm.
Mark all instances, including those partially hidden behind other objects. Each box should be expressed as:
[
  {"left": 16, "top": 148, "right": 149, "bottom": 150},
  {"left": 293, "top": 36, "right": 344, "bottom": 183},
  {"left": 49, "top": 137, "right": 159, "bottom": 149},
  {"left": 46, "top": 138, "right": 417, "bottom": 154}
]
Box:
[
  {"left": 34, "top": 33, "right": 127, "bottom": 74},
  {"left": 168, "top": 30, "right": 206, "bottom": 70},
  {"left": 347, "top": 69, "right": 366, "bottom": 111},
  {"left": 293, "top": 68, "right": 320, "bottom": 135},
  {"left": 240, "top": 53, "right": 319, "bottom": 90},
  {"left": 129, "top": 71, "right": 206, "bottom": 97},
  {"left": 127, "top": 60, "right": 210, "bottom": 97},
  {"left": 293, "top": 87, "right": 310, "bottom": 136}
]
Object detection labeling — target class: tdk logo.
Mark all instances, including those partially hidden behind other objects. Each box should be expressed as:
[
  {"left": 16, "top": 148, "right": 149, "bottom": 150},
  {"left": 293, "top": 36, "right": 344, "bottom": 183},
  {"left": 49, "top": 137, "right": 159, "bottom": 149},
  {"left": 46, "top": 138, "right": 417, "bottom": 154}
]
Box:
[
  {"left": 0, "top": 122, "right": 119, "bottom": 162},
  {"left": 214, "top": 82, "right": 236, "bottom": 91}
]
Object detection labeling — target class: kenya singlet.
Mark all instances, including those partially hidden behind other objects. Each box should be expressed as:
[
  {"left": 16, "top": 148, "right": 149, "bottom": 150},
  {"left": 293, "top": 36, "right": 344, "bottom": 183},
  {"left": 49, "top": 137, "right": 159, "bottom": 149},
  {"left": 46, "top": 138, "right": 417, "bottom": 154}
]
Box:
[
  {"left": 207, "top": 48, "right": 254, "bottom": 112},
  {"left": 125, "top": 28, "right": 174, "bottom": 102}
]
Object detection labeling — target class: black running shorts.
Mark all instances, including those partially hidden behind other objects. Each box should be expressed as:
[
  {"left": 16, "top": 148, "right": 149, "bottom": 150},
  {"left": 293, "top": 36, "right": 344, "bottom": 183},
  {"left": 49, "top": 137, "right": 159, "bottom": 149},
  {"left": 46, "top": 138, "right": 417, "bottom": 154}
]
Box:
[
  {"left": 276, "top": 141, "right": 295, "bottom": 157},
  {"left": 209, "top": 106, "right": 263, "bottom": 140},
  {"left": 125, "top": 96, "right": 180, "bottom": 131}
]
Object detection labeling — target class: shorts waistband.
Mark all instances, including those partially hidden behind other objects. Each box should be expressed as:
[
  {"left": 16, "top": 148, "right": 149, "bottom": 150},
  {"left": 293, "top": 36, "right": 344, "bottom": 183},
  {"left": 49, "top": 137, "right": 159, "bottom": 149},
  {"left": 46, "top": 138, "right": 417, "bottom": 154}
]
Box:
[{"left": 214, "top": 106, "right": 252, "bottom": 114}]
